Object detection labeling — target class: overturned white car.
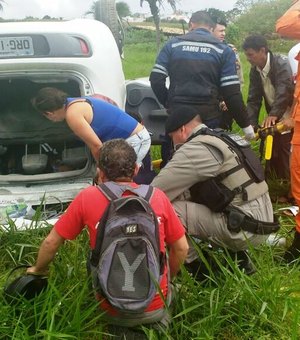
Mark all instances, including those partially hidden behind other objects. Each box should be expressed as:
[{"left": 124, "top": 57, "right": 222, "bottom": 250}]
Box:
[{"left": 0, "top": 14, "right": 166, "bottom": 228}]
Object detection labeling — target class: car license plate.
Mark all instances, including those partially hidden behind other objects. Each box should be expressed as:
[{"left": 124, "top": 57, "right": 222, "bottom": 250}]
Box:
[{"left": 0, "top": 37, "right": 34, "bottom": 57}]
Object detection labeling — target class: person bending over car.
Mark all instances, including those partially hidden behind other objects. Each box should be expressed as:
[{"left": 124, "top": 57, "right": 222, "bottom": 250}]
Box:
[
  {"left": 152, "top": 105, "right": 279, "bottom": 275},
  {"left": 27, "top": 139, "right": 188, "bottom": 336},
  {"left": 32, "top": 87, "right": 151, "bottom": 165}
]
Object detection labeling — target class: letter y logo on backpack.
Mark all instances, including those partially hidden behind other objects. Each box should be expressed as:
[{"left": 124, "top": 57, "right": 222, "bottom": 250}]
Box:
[{"left": 90, "top": 182, "right": 164, "bottom": 313}]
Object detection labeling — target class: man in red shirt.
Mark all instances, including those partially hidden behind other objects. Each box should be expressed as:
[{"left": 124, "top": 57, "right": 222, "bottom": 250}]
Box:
[{"left": 27, "top": 139, "right": 188, "bottom": 331}]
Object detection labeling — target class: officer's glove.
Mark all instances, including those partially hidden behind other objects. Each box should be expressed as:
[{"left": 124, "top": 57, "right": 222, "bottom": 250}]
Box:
[{"left": 242, "top": 125, "right": 256, "bottom": 140}]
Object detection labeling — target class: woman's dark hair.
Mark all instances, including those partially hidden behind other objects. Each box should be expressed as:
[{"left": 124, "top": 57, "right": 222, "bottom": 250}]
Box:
[
  {"left": 31, "top": 87, "right": 67, "bottom": 113},
  {"left": 99, "top": 139, "right": 137, "bottom": 181}
]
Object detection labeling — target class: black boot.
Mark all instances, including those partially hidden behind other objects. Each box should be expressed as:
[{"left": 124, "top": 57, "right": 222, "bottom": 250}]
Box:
[{"left": 284, "top": 231, "right": 300, "bottom": 263}]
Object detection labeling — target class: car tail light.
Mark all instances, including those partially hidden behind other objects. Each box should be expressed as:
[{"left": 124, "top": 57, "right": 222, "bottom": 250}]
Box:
[{"left": 78, "top": 38, "right": 89, "bottom": 55}]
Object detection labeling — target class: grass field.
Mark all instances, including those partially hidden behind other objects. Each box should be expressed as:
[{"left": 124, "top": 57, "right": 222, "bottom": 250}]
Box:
[{"left": 0, "top": 29, "right": 299, "bottom": 339}]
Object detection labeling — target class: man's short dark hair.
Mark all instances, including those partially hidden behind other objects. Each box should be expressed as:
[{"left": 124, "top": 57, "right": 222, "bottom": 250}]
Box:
[
  {"left": 211, "top": 16, "right": 227, "bottom": 28},
  {"left": 31, "top": 87, "right": 67, "bottom": 113},
  {"left": 189, "top": 11, "right": 214, "bottom": 28},
  {"left": 99, "top": 139, "right": 137, "bottom": 181},
  {"left": 216, "top": 18, "right": 227, "bottom": 27},
  {"left": 242, "top": 35, "right": 268, "bottom": 52}
]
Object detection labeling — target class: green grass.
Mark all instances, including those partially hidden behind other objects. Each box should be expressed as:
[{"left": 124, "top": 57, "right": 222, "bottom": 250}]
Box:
[
  {"left": 0, "top": 29, "right": 299, "bottom": 339},
  {"left": 122, "top": 28, "right": 166, "bottom": 79},
  {"left": 123, "top": 42, "right": 157, "bottom": 80},
  {"left": 2, "top": 221, "right": 300, "bottom": 339}
]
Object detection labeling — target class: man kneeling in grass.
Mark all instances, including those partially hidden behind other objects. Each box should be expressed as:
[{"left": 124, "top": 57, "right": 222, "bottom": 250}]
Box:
[
  {"left": 152, "top": 105, "right": 279, "bottom": 276},
  {"left": 27, "top": 139, "right": 188, "bottom": 336}
]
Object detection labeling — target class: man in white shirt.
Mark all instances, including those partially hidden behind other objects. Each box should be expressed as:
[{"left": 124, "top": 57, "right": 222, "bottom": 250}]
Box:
[{"left": 242, "top": 35, "right": 294, "bottom": 194}]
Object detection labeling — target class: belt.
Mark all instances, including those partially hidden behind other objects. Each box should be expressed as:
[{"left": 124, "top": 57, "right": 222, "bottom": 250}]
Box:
[{"left": 225, "top": 206, "right": 280, "bottom": 235}]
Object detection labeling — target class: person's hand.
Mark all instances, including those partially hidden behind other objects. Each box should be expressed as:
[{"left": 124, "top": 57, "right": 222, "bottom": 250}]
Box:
[
  {"left": 219, "top": 101, "right": 228, "bottom": 111},
  {"left": 262, "top": 115, "right": 278, "bottom": 128},
  {"left": 281, "top": 117, "right": 295, "bottom": 130},
  {"left": 26, "top": 266, "right": 49, "bottom": 276},
  {"left": 242, "top": 125, "right": 256, "bottom": 140}
]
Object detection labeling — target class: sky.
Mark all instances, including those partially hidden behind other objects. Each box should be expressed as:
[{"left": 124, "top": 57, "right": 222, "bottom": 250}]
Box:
[{"left": 1, "top": 0, "right": 238, "bottom": 20}]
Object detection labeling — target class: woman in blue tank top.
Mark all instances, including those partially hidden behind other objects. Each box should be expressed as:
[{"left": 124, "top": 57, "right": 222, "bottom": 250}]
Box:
[{"left": 32, "top": 87, "right": 151, "bottom": 165}]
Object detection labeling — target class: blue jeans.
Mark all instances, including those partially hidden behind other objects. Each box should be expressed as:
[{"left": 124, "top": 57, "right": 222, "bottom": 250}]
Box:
[{"left": 126, "top": 127, "right": 151, "bottom": 166}]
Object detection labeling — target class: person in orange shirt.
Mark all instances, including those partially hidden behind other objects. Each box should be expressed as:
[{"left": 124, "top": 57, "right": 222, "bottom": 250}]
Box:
[{"left": 277, "top": 0, "right": 300, "bottom": 261}]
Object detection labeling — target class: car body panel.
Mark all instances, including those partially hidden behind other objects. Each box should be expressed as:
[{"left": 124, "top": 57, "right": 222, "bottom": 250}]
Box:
[
  {"left": 0, "top": 19, "right": 126, "bottom": 108},
  {"left": 0, "top": 19, "right": 164, "bottom": 229}
]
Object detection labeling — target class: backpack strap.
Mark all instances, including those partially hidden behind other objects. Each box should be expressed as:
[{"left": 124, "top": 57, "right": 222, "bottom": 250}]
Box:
[
  {"left": 187, "top": 127, "right": 263, "bottom": 189},
  {"left": 97, "top": 182, "right": 119, "bottom": 200},
  {"left": 98, "top": 182, "right": 154, "bottom": 202}
]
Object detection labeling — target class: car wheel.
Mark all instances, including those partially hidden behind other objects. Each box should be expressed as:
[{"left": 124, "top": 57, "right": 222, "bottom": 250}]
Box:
[{"left": 95, "top": 0, "right": 124, "bottom": 56}]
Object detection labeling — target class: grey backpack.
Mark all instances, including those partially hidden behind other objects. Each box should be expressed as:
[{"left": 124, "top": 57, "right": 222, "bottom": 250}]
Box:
[{"left": 90, "top": 182, "right": 164, "bottom": 313}]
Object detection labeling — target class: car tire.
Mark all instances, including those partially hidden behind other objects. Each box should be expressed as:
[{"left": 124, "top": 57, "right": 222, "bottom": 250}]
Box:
[{"left": 95, "top": 0, "right": 124, "bottom": 55}]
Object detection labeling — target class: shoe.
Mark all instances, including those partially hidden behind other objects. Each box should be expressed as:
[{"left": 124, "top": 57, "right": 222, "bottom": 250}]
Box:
[
  {"left": 228, "top": 250, "right": 256, "bottom": 275},
  {"left": 283, "top": 231, "right": 300, "bottom": 264}
]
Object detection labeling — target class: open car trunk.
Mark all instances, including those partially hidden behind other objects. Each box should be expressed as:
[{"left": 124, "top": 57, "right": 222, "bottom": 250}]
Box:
[
  {"left": 0, "top": 76, "right": 166, "bottom": 228},
  {"left": 0, "top": 77, "right": 92, "bottom": 181},
  {"left": 0, "top": 76, "right": 94, "bottom": 226}
]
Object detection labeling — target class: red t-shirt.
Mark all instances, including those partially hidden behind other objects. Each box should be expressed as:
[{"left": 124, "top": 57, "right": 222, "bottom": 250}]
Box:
[{"left": 54, "top": 183, "right": 185, "bottom": 315}]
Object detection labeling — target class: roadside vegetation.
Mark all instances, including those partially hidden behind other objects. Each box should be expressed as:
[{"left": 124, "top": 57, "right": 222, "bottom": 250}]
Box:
[{"left": 0, "top": 21, "right": 300, "bottom": 340}]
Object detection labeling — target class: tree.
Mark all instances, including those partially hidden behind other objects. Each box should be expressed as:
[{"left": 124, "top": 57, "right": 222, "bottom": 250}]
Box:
[
  {"left": 226, "top": 7, "right": 243, "bottom": 23},
  {"left": 234, "top": 0, "right": 291, "bottom": 37},
  {"left": 140, "top": 0, "right": 177, "bottom": 51},
  {"left": 205, "top": 8, "right": 227, "bottom": 23},
  {"left": 225, "top": 23, "right": 241, "bottom": 46},
  {"left": 116, "top": 1, "right": 131, "bottom": 18},
  {"left": 234, "top": 0, "right": 259, "bottom": 13}
]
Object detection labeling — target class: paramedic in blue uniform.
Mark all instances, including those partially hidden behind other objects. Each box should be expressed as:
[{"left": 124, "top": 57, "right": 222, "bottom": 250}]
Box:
[{"left": 150, "top": 10, "right": 255, "bottom": 138}]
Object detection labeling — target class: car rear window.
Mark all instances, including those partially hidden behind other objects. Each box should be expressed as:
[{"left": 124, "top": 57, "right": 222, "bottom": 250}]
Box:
[{"left": 0, "top": 34, "right": 91, "bottom": 58}]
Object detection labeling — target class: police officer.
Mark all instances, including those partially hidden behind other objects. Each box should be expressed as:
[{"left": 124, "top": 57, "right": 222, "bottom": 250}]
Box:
[{"left": 152, "top": 105, "right": 278, "bottom": 274}]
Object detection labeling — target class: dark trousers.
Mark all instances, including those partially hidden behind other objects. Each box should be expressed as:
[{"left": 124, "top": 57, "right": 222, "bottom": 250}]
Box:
[{"left": 265, "top": 131, "right": 292, "bottom": 180}]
